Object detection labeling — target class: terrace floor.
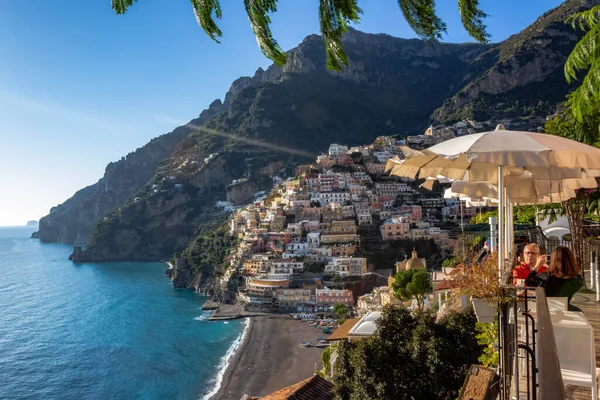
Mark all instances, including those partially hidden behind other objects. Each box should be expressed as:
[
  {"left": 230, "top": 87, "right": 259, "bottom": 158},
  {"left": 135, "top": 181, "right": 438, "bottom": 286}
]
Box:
[{"left": 568, "top": 291, "right": 600, "bottom": 400}]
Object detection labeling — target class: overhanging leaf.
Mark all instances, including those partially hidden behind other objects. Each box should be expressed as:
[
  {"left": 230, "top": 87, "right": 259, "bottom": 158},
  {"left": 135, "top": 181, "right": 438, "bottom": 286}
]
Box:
[
  {"left": 398, "top": 0, "right": 446, "bottom": 41},
  {"left": 319, "top": 0, "right": 362, "bottom": 72},
  {"left": 244, "top": 0, "right": 287, "bottom": 66},
  {"left": 112, "top": 0, "right": 137, "bottom": 14},
  {"left": 190, "top": 0, "right": 223, "bottom": 43},
  {"left": 457, "top": 0, "right": 490, "bottom": 43}
]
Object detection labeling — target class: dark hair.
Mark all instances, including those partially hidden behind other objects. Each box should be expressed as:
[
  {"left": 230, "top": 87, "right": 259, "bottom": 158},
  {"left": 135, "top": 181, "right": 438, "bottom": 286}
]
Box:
[{"left": 549, "top": 247, "right": 579, "bottom": 278}]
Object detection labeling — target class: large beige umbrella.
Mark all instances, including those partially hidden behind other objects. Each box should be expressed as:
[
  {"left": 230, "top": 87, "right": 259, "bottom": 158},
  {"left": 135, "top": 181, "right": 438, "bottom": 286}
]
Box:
[
  {"left": 387, "top": 125, "right": 600, "bottom": 274},
  {"left": 450, "top": 176, "right": 598, "bottom": 203},
  {"left": 425, "top": 127, "right": 600, "bottom": 168},
  {"left": 386, "top": 154, "right": 597, "bottom": 183}
]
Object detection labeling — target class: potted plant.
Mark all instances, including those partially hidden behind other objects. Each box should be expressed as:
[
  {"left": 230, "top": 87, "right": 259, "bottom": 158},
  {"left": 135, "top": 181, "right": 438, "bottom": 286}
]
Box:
[{"left": 452, "top": 253, "right": 502, "bottom": 323}]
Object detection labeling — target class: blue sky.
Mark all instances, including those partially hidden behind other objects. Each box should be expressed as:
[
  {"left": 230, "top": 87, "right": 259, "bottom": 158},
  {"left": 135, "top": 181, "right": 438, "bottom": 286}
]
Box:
[{"left": 0, "top": 0, "right": 564, "bottom": 226}]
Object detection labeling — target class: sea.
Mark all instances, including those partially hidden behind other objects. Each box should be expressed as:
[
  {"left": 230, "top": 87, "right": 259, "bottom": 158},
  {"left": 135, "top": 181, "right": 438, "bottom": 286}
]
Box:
[{"left": 0, "top": 226, "right": 247, "bottom": 400}]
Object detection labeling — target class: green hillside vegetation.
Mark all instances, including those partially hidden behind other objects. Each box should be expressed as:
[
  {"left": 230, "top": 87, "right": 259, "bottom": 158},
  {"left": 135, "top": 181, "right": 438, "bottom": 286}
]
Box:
[{"left": 181, "top": 220, "right": 237, "bottom": 277}]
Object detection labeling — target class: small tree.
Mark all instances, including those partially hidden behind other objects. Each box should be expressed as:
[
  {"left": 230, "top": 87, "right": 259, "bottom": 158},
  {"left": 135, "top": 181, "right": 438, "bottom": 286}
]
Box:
[
  {"left": 333, "top": 302, "right": 349, "bottom": 323},
  {"left": 392, "top": 269, "right": 432, "bottom": 309},
  {"left": 453, "top": 253, "right": 505, "bottom": 302}
]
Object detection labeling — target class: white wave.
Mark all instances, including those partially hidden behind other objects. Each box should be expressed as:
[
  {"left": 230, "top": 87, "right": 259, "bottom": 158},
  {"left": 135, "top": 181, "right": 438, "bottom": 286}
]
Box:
[
  {"left": 200, "top": 318, "right": 251, "bottom": 400},
  {"left": 194, "top": 312, "right": 212, "bottom": 321}
]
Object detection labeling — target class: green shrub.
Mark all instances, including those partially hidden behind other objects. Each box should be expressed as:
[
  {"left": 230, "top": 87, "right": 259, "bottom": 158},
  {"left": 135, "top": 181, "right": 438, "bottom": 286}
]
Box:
[
  {"left": 475, "top": 321, "right": 499, "bottom": 368},
  {"left": 332, "top": 306, "right": 482, "bottom": 400}
]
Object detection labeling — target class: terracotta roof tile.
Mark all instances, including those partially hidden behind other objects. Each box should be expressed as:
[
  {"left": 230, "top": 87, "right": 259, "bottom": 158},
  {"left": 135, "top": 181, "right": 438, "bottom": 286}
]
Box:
[
  {"left": 260, "top": 375, "right": 334, "bottom": 400},
  {"left": 448, "top": 266, "right": 463, "bottom": 276},
  {"left": 433, "top": 280, "right": 458, "bottom": 291},
  {"left": 325, "top": 318, "right": 360, "bottom": 341}
]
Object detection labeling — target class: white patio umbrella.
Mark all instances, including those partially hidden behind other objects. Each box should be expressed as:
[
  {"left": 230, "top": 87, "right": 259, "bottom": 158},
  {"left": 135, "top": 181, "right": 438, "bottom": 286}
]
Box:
[
  {"left": 387, "top": 125, "right": 600, "bottom": 275},
  {"left": 445, "top": 177, "right": 598, "bottom": 257}
]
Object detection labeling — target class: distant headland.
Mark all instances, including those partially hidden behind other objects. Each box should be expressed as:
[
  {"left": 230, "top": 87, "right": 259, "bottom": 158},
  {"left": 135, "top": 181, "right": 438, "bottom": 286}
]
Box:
[{"left": 26, "top": 220, "right": 39, "bottom": 227}]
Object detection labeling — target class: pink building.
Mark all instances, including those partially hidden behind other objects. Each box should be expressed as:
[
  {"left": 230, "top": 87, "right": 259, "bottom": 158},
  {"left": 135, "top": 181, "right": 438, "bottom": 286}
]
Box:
[
  {"left": 319, "top": 173, "right": 340, "bottom": 191},
  {"left": 400, "top": 205, "right": 422, "bottom": 222},
  {"left": 380, "top": 217, "right": 410, "bottom": 240},
  {"left": 365, "top": 163, "right": 386, "bottom": 175},
  {"left": 316, "top": 288, "right": 354, "bottom": 307},
  {"left": 337, "top": 154, "right": 353, "bottom": 166}
]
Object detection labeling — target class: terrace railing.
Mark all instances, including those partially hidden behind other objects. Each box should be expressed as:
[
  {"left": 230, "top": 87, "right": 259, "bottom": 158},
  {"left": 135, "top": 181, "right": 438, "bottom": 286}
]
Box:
[{"left": 497, "top": 285, "right": 565, "bottom": 400}]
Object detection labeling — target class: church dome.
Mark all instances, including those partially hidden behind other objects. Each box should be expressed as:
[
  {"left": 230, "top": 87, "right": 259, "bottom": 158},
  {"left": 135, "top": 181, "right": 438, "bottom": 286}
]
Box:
[{"left": 406, "top": 249, "right": 426, "bottom": 270}]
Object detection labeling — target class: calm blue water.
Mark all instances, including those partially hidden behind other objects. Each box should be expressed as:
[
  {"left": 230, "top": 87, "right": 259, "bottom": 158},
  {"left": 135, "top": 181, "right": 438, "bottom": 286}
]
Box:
[{"left": 0, "top": 226, "right": 244, "bottom": 400}]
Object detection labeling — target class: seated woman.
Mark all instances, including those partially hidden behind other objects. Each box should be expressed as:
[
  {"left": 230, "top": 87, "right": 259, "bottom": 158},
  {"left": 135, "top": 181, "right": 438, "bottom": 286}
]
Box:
[{"left": 545, "top": 246, "right": 583, "bottom": 311}]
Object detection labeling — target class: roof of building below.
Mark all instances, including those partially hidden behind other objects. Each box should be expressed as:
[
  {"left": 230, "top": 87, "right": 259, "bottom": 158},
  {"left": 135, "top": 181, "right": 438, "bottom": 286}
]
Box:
[
  {"left": 258, "top": 375, "right": 334, "bottom": 400},
  {"left": 433, "top": 280, "right": 458, "bottom": 291},
  {"left": 348, "top": 311, "right": 382, "bottom": 336},
  {"left": 326, "top": 318, "right": 361, "bottom": 341}
]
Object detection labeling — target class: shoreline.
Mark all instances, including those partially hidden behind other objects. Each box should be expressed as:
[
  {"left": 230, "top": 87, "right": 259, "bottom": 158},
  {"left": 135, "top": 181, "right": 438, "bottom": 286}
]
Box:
[
  {"left": 213, "top": 315, "right": 325, "bottom": 399},
  {"left": 201, "top": 317, "right": 252, "bottom": 400},
  {"left": 212, "top": 316, "right": 256, "bottom": 400}
]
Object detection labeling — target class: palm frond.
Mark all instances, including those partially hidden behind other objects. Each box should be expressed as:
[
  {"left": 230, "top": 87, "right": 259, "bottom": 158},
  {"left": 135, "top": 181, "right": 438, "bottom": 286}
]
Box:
[
  {"left": 545, "top": 111, "right": 600, "bottom": 146},
  {"left": 457, "top": 0, "right": 490, "bottom": 43},
  {"left": 567, "top": 58, "right": 600, "bottom": 123},
  {"left": 112, "top": 0, "right": 137, "bottom": 14},
  {"left": 565, "top": 5, "right": 600, "bottom": 121},
  {"left": 565, "top": 11, "right": 600, "bottom": 83},
  {"left": 190, "top": 0, "right": 223, "bottom": 43},
  {"left": 566, "top": 5, "right": 600, "bottom": 36},
  {"left": 319, "top": 0, "right": 362, "bottom": 72},
  {"left": 244, "top": 0, "right": 287, "bottom": 66},
  {"left": 397, "top": 0, "right": 446, "bottom": 41}
]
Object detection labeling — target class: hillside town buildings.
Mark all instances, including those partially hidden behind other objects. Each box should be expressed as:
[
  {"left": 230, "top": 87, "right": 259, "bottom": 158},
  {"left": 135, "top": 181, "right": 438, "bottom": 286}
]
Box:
[{"left": 218, "top": 122, "right": 504, "bottom": 312}]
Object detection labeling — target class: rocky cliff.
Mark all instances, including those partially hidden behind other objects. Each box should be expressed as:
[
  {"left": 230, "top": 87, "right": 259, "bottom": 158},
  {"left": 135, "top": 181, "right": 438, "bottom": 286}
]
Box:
[
  {"left": 226, "top": 176, "right": 272, "bottom": 205},
  {"left": 432, "top": 0, "right": 600, "bottom": 123},
  {"left": 32, "top": 101, "right": 225, "bottom": 244},
  {"left": 46, "top": 28, "right": 489, "bottom": 250},
  {"left": 69, "top": 148, "right": 275, "bottom": 262}
]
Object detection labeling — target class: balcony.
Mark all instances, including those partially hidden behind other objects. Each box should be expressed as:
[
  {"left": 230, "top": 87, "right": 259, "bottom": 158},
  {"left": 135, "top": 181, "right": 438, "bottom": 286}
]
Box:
[
  {"left": 453, "top": 224, "right": 600, "bottom": 398},
  {"left": 496, "top": 285, "right": 600, "bottom": 399}
]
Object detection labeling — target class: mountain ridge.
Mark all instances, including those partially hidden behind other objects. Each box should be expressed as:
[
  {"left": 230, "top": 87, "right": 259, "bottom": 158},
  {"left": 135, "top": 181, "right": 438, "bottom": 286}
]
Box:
[{"left": 35, "top": 0, "right": 591, "bottom": 264}]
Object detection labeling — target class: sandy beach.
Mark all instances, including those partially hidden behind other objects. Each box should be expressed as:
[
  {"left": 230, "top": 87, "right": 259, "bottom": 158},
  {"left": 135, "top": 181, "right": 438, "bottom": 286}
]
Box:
[{"left": 214, "top": 315, "right": 326, "bottom": 399}]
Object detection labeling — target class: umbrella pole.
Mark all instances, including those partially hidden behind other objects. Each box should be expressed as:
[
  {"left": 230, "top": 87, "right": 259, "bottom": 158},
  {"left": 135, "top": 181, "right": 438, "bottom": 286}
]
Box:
[
  {"left": 498, "top": 166, "right": 504, "bottom": 279},
  {"left": 506, "top": 202, "right": 515, "bottom": 258},
  {"left": 505, "top": 191, "right": 510, "bottom": 260},
  {"left": 505, "top": 199, "right": 513, "bottom": 261}
]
